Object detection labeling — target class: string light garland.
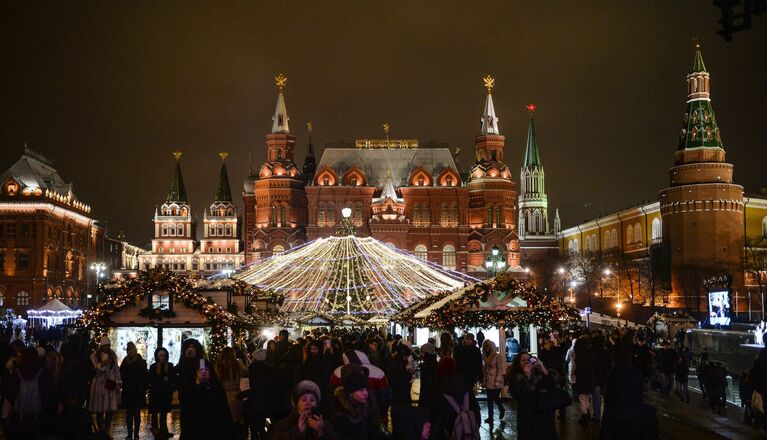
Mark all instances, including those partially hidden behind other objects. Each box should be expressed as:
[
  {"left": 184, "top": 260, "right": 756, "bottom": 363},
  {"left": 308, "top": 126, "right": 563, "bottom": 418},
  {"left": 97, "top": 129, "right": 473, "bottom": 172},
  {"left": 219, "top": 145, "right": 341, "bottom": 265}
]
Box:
[
  {"left": 235, "top": 236, "right": 477, "bottom": 316},
  {"left": 396, "top": 273, "right": 580, "bottom": 330},
  {"left": 78, "top": 269, "right": 261, "bottom": 360}
]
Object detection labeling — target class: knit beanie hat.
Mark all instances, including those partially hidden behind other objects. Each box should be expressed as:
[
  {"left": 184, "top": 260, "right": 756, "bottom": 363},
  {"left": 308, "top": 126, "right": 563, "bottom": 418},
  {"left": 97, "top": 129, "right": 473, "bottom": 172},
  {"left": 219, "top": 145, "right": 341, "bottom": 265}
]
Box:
[
  {"left": 341, "top": 364, "right": 369, "bottom": 394},
  {"left": 292, "top": 380, "right": 321, "bottom": 408},
  {"left": 420, "top": 342, "right": 436, "bottom": 356}
]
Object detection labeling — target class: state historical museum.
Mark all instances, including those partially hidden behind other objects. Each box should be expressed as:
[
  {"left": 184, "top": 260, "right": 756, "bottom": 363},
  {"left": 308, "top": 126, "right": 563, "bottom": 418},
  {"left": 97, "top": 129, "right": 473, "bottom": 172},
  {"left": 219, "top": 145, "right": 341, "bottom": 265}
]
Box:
[{"left": 242, "top": 75, "right": 547, "bottom": 278}]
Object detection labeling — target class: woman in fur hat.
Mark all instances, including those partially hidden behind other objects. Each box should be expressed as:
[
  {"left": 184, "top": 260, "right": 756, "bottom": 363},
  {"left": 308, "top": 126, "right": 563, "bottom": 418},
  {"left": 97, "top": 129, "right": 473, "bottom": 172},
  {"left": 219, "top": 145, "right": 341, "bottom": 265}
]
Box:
[{"left": 269, "top": 380, "right": 335, "bottom": 440}]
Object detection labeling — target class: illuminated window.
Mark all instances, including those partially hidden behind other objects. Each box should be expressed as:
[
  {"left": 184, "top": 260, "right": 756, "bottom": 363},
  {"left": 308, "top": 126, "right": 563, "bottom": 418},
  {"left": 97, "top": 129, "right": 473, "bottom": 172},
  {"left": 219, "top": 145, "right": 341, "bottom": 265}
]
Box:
[
  {"left": 418, "top": 176, "right": 425, "bottom": 186},
  {"left": 225, "top": 225, "right": 232, "bottom": 236},
  {"left": 446, "top": 176, "right": 453, "bottom": 187},
  {"left": 762, "top": 216, "right": 767, "bottom": 239},
  {"left": 162, "top": 225, "right": 168, "bottom": 236},
  {"left": 217, "top": 225, "right": 224, "bottom": 236},
  {"left": 218, "top": 248, "right": 222, "bottom": 253},
  {"left": 209, "top": 225, "right": 215, "bottom": 236},
  {"left": 442, "top": 244, "right": 456, "bottom": 269},
  {"left": 651, "top": 218, "right": 662, "bottom": 242},
  {"left": 323, "top": 176, "right": 330, "bottom": 186},
  {"left": 16, "top": 291, "right": 29, "bottom": 307},
  {"left": 351, "top": 177, "right": 358, "bottom": 186},
  {"left": 152, "top": 292, "right": 171, "bottom": 309},
  {"left": 634, "top": 222, "right": 642, "bottom": 244},
  {"left": 177, "top": 225, "right": 184, "bottom": 236},
  {"left": 414, "top": 244, "right": 428, "bottom": 261},
  {"left": 626, "top": 225, "right": 634, "bottom": 244},
  {"left": 272, "top": 245, "right": 285, "bottom": 255},
  {"left": 170, "top": 248, "right": 175, "bottom": 253}
]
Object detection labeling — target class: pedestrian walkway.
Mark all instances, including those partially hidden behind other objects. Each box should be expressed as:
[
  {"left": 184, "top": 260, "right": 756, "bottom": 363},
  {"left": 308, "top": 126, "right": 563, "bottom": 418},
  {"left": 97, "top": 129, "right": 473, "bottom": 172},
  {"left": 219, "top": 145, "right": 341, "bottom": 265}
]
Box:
[{"left": 109, "top": 388, "right": 765, "bottom": 439}]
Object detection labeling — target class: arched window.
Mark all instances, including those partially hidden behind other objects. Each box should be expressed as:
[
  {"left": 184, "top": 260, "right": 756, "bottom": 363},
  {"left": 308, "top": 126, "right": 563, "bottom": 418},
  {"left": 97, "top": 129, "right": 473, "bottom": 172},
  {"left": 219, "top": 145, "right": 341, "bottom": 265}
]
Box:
[
  {"left": 16, "top": 291, "right": 29, "bottom": 307},
  {"left": 208, "top": 225, "right": 215, "bottom": 236},
  {"left": 651, "top": 218, "right": 662, "bottom": 241},
  {"left": 626, "top": 225, "right": 634, "bottom": 244},
  {"left": 414, "top": 244, "right": 428, "bottom": 261},
  {"left": 611, "top": 230, "right": 618, "bottom": 249},
  {"left": 487, "top": 207, "right": 494, "bottom": 226},
  {"left": 533, "top": 210, "right": 542, "bottom": 233},
  {"left": 762, "top": 216, "right": 767, "bottom": 239},
  {"left": 604, "top": 231, "right": 612, "bottom": 249},
  {"left": 634, "top": 222, "right": 642, "bottom": 244},
  {"left": 354, "top": 202, "right": 363, "bottom": 226},
  {"left": 272, "top": 245, "right": 285, "bottom": 255},
  {"left": 280, "top": 206, "right": 287, "bottom": 226},
  {"left": 327, "top": 203, "right": 335, "bottom": 225},
  {"left": 317, "top": 203, "right": 326, "bottom": 225},
  {"left": 177, "top": 224, "right": 184, "bottom": 236},
  {"left": 217, "top": 225, "right": 224, "bottom": 236},
  {"left": 162, "top": 225, "right": 168, "bottom": 236},
  {"left": 225, "top": 225, "right": 232, "bottom": 236},
  {"left": 0, "top": 290, "right": 5, "bottom": 307},
  {"left": 442, "top": 244, "right": 456, "bottom": 269}
]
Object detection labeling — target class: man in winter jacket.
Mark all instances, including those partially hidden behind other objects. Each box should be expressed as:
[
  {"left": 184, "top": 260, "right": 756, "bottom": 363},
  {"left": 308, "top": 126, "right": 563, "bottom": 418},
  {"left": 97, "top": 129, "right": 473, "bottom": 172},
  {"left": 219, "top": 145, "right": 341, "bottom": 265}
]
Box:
[{"left": 454, "top": 333, "right": 483, "bottom": 391}]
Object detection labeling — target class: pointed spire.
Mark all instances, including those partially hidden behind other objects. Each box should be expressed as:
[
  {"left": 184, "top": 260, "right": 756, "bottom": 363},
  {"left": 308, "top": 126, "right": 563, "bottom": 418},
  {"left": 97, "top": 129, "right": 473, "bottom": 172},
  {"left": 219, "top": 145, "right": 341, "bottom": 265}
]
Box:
[
  {"left": 302, "top": 122, "right": 317, "bottom": 183},
  {"left": 480, "top": 75, "right": 500, "bottom": 135},
  {"left": 373, "top": 174, "right": 404, "bottom": 204},
  {"left": 691, "top": 41, "right": 707, "bottom": 73},
  {"left": 214, "top": 151, "right": 232, "bottom": 202},
  {"left": 523, "top": 104, "right": 542, "bottom": 167},
  {"left": 554, "top": 209, "right": 561, "bottom": 234},
  {"left": 166, "top": 150, "right": 188, "bottom": 203},
  {"left": 272, "top": 74, "right": 290, "bottom": 134}
]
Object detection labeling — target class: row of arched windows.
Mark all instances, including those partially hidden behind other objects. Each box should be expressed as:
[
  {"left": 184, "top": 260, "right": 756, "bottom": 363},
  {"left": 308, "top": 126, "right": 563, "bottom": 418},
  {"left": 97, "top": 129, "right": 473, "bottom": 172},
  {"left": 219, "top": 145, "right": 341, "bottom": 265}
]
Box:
[
  {"left": 208, "top": 224, "right": 233, "bottom": 237},
  {"left": 161, "top": 223, "right": 186, "bottom": 237}
]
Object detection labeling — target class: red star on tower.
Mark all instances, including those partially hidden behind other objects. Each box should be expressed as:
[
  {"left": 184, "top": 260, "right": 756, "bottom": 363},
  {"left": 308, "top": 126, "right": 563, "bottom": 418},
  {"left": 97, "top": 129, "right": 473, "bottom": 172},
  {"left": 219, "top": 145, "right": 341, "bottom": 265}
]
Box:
[{"left": 526, "top": 104, "right": 536, "bottom": 113}]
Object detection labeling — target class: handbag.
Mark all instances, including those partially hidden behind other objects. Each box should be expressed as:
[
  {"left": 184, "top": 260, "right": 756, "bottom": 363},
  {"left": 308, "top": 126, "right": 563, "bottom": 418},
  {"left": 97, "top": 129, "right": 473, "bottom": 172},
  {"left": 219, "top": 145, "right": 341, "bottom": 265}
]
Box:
[
  {"left": 104, "top": 379, "right": 117, "bottom": 391},
  {"left": 537, "top": 385, "right": 572, "bottom": 412}
]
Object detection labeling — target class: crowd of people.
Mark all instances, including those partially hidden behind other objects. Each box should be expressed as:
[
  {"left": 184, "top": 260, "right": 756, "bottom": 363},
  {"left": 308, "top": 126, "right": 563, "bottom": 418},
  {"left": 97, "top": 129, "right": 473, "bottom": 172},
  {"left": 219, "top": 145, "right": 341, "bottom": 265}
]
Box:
[{"left": 1, "top": 323, "right": 767, "bottom": 439}]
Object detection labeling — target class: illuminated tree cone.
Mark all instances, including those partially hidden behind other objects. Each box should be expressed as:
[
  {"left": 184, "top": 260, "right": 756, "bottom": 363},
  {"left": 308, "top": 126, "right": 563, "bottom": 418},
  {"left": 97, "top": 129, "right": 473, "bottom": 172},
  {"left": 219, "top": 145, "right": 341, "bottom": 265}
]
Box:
[{"left": 235, "top": 236, "right": 476, "bottom": 315}]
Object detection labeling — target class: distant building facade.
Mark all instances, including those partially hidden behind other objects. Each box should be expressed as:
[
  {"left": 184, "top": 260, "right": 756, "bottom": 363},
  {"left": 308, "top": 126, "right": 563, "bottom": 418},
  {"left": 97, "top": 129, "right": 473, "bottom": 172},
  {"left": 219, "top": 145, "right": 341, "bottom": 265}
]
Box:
[
  {"left": 0, "top": 147, "right": 105, "bottom": 310},
  {"left": 138, "top": 152, "right": 244, "bottom": 275}
]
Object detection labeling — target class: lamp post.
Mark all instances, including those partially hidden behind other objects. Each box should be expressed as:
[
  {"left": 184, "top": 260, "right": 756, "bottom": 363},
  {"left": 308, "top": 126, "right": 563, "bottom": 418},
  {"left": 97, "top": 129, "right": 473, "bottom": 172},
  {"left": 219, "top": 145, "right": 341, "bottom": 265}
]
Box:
[
  {"left": 616, "top": 302, "right": 623, "bottom": 327},
  {"left": 557, "top": 267, "right": 567, "bottom": 302},
  {"left": 601, "top": 268, "right": 612, "bottom": 298},
  {"left": 90, "top": 262, "right": 106, "bottom": 305},
  {"left": 484, "top": 245, "right": 506, "bottom": 278}
]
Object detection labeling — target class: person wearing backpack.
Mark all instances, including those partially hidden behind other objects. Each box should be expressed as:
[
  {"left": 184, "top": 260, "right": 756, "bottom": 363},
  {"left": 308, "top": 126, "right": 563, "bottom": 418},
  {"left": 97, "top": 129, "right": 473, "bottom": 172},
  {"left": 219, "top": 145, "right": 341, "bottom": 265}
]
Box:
[
  {"left": 89, "top": 345, "right": 122, "bottom": 435},
  {"left": 507, "top": 351, "right": 557, "bottom": 440},
  {"left": 6, "top": 347, "right": 46, "bottom": 438},
  {"left": 430, "top": 357, "right": 480, "bottom": 440}
]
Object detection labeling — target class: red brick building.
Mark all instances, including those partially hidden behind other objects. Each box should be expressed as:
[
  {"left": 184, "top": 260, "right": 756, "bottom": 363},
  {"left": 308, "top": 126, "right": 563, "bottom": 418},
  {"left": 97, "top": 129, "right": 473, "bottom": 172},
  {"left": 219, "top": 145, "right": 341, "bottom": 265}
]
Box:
[{"left": 243, "top": 76, "right": 522, "bottom": 277}]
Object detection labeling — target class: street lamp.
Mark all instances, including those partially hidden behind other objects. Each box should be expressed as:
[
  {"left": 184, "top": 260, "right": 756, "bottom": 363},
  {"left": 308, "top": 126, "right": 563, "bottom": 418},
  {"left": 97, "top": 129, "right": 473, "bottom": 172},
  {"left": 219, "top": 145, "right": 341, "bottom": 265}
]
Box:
[
  {"left": 90, "top": 262, "right": 106, "bottom": 305},
  {"left": 616, "top": 302, "right": 623, "bottom": 326},
  {"left": 485, "top": 245, "right": 506, "bottom": 278}
]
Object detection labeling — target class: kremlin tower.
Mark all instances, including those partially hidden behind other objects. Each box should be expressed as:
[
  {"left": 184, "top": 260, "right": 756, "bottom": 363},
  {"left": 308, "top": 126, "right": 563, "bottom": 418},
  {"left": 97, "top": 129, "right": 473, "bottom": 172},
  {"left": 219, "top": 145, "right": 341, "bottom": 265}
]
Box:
[
  {"left": 200, "top": 152, "right": 243, "bottom": 272},
  {"left": 659, "top": 44, "right": 744, "bottom": 310}
]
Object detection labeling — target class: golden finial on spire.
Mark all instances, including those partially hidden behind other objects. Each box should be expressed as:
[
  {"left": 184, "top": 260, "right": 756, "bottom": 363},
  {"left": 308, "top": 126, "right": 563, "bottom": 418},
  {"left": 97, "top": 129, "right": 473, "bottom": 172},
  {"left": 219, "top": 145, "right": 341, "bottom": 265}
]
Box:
[
  {"left": 275, "top": 73, "right": 287, "bottom": 90},
  {"left": 307, "top": 121, "right": 313, "bottom": 133},
  {"left": 383, "top": 123, "right": 390, "bottom": 135},
  {"left": 483, "top": 75, "right": 495, "bottom": 93},
  {"left": 218, "top": 151, "right": 229, "bottom": 161},
  {"left": 692, "top": 37, "right": 700, "bottom": 49},
  {"left": 172, "top": 150, "right": 183, "bottom": 161}
]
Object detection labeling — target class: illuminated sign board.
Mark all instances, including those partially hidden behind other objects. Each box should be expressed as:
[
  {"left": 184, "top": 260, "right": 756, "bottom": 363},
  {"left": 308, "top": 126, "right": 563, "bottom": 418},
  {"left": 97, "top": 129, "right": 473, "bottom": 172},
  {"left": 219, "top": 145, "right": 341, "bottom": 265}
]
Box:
[{"left": 355, "top": 139, "right": 419, "bottom": 149}]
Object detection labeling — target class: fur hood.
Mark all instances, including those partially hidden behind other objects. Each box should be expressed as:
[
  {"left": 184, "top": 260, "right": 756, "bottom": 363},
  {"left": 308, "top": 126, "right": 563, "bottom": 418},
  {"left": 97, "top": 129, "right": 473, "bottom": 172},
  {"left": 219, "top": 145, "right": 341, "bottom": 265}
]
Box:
[{"left": 333, "top": 386, "right": 370, "bottom": 423}]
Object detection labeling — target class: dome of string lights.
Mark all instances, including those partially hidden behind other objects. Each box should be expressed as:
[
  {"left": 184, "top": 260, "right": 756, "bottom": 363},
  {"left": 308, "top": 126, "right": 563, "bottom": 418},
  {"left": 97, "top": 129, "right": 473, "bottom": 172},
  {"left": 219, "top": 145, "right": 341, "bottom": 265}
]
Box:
[{"left": 234, "top": 235, "right": 477, "bottom": 316}]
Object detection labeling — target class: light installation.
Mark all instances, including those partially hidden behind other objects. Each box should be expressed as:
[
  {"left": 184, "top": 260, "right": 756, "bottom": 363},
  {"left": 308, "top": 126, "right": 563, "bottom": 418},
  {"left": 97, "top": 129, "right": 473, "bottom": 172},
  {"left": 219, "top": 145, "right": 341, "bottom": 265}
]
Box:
[{"left": 235, "top": 236, "right": 477, "bottom": 315}]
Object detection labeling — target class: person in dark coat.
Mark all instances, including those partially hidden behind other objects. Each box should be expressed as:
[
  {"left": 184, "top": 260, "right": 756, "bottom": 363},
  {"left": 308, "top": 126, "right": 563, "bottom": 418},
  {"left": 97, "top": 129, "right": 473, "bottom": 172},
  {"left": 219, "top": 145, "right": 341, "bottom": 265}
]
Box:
[
  {"left": 600, "top": 336, "right": 658, "bottom": 440},
  {"left": 632, "top": 336, "right": 653, "bottom": 389},
  {"left": 750, "top": 333, "right": 767, "bottom": 431},
  {"left": 429, "top": 357, "right": 481, "bottom": 440},
  {"left": 591, "top": 334, "right": 612, "bottom": 422},
  {"left": 418, "top": 343, "right": 438, "bottom": 413},
  {"left": 275, "top": 343, "right": 305, "bottom": 420},
  {"left": 148, "top": 347, "right": 175, "bottom": 439},
  {"left": 303, "top": 340, "right": 334, "bottom": 394},
  {"left": 507, "top": 351, "right": 557, "bottom": 440},
  {"left": 120, "top": 342, "right": 148, "bottom": 439},
  {"left": 387, "top": 343, "right": 414, "bottom": 407},
  {"left": 269, "top": 380, "right": 336, "bottom": 440},
  {"left": 539, "top": 335, "right": 567, "bottom": 419},
  {"left": 573, "top": 335, "right": 597, "bottom": 425},
  {"left": 657, "top": 341, "right": 677, "bottom": 395},
  {"left": 176, "top": 338, "right": 232, "bottom": 439},
  {"left": 247, "top": 349, "right": 275, "bottom": 440},
  {"left": 328, "top": 364, "right": 387, "bottom": 440},
  {"left": 674, "top": 345, "right": 691, "bottom": 403},
  {"left": 454, "top": 333, "right": 482, "bottom": 391}
]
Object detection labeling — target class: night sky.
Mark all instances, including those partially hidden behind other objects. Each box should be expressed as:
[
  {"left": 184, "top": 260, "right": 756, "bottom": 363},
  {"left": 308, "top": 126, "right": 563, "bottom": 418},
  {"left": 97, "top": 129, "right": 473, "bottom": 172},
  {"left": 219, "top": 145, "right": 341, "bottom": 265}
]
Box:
[{"left": 2, "top": 1, "right": 765, "bottom": 246}]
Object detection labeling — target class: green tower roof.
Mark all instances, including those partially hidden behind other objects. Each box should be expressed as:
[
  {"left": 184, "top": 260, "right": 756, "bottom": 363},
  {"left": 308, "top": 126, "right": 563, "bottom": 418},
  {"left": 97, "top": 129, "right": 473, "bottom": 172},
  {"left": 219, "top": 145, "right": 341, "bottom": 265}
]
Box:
[
  {"left": 523, "top": 108, "right": 542, "bottom": 167},
  {"left": 215, "top": 160, "right": 232, "bottom": 202},
  {"left": 691, "top": 45, "right": 707, "bottom": 73},
  {"left": 166, "top": 158, "right": 188, "bottom": 203}
]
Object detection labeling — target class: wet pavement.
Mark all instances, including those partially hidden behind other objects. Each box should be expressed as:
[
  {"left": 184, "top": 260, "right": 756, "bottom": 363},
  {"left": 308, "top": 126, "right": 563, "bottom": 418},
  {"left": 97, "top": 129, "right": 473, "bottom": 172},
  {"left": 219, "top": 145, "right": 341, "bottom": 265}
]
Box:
[{"left": 108, "top": 387, "right": 766, "bottom": 439}]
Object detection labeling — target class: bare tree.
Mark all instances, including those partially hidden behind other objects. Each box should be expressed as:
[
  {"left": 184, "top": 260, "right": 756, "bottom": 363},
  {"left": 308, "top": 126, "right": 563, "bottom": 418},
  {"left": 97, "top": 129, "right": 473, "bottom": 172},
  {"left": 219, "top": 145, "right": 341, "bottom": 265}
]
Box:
[{"left": 744, "top": 239, "right": 767, "bottom": 319}]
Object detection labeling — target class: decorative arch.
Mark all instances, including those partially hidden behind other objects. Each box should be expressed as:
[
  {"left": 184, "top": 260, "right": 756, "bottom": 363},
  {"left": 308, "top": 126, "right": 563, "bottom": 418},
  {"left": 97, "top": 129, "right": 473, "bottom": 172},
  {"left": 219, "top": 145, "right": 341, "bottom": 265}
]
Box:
[
  {"left": 342, "top": 166, "right": 367, "bottom": 187},
  {"left": 414, "top": 244, "right": 428, "bottom": 261},
  {"left": 626, "top": 225, "right": 634, "bottom": 244},
  {"left": 436, "top": 167, "right": 459, "bottom": 187},
  {"left": 761, "top": 216, "right": 767, "bottom": 239},
  {"left": 314, "top": 167, "right": 338, "bottom": 186},
  {"left": 409, "top": 167, "right": 432, "bottom": 187},
  {"left": 441, "top": 244, "right": 456, "bottom": 269}
]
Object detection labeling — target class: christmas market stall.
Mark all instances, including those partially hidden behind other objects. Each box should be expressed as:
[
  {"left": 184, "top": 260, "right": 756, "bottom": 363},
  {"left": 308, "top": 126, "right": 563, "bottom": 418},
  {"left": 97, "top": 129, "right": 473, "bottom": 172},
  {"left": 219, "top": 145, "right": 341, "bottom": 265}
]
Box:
[
  {"left": 234, "top": 235, "right": 476, "bottom": 326},
  {"left": 79, "top": 269, "right": 259, "bottom": 363},
  {"left": 647, "top": 311, "right": 697, "bottom": 340},
  {"left": 27, "top": 298, "right": 82, "bottom": 328},
  {"left": 395, "top": 273, "right": 580, "bottom": 358}
]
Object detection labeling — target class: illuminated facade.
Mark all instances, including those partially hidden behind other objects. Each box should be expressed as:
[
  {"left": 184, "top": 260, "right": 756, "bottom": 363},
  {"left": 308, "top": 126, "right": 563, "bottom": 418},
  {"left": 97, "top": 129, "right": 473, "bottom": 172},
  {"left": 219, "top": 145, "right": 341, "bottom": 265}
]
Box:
[
  {"left": 243, "top": 75, "right": 523, "bottom": 277},
  {"left": 0, "top": 147, "right": 104, "bottom": 310},
  {"left": 138, "top": 152, "right": 244, "bottom": 275},
  {"left": 557, "top": 46, "right": 767, "bottom": 314}
]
